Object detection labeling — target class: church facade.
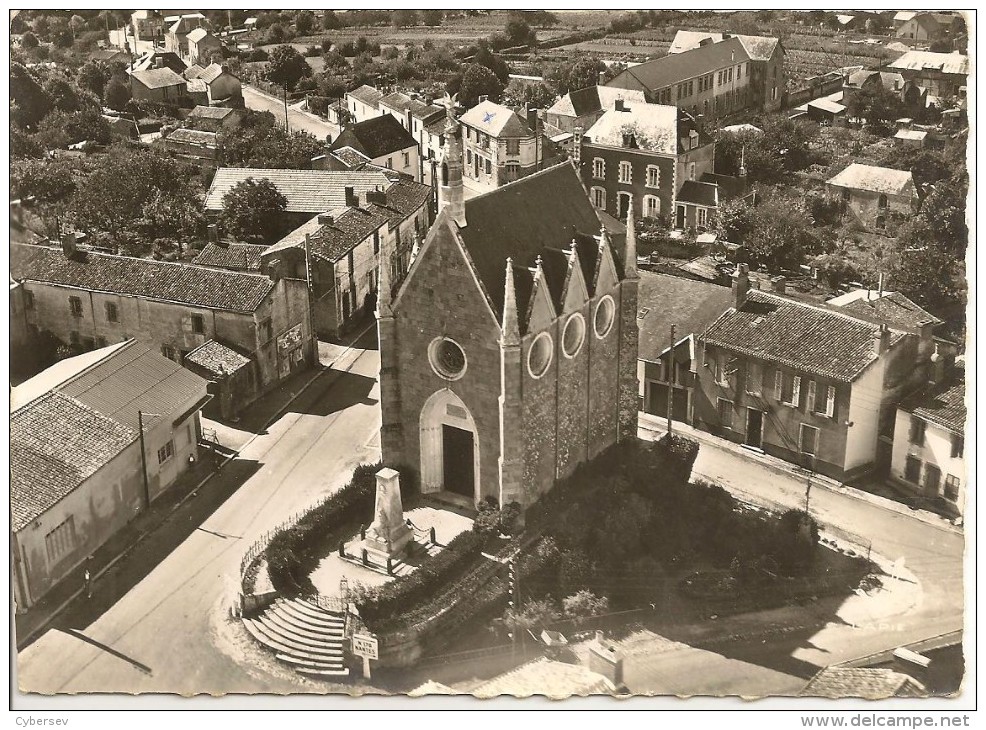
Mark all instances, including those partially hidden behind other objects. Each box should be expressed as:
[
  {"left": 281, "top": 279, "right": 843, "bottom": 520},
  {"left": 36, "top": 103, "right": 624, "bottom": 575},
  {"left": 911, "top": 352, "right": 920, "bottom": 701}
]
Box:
[{"left": 376, "top": 101, "right": 640, "bottom": 509}]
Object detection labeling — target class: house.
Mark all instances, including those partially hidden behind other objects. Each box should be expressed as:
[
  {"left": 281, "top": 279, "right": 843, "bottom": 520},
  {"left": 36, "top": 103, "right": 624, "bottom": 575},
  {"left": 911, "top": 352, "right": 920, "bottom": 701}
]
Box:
[
  {"left": 162, "top": 127, "right": 220, "bottom": 161},
  {"left": 895, "top": 12, "right": 962, "bottom": 42},
  {"left": 10, "top": 340, "right": 210, "bottom": 610},
  {"left": 579, "top": 98, "right": 714, "bottom": 222},
  {"left": 667, "top": 31, "right": 785, "bottom": 112},
  {"left": 346, "top": 84, "right": 385, "bottom": 124},
  {"left": 891, "top": 363, "right": 965, "bottom": 514},
  {"left": 204, "top": 167, "right": 400, "bottom": 232},
  {"left": 103, "top": 114, "right": 139, "bottom": 141},
  {"left": 545, "top": 85, "right": 647, "bottom": 135},
  {"left": 326, "top": 114, "right": 420, "bottom": 181},
  {"left": 804, "top": 96, "right": 847, "bottom": 126},
  {"left": 607, "top": 36, "right": 756, "bottom": 119},
  {"left": 131, "top": 10, "right": 166, "bottom": 45},
  {"left": 801, "top": 667, "right": 926, "bottom": 699},
  {"left": 458, "top": 99, "right": 542, "bottom": 188},
  {"left": 322, "top": 98, "right": 350, "bottom": 129},
  {"left": 186, "top": 28, "right": 223, "bottom": 66},
  {"left": 260, "top": 177, "right": 433, "bottom": 338},
  {"left": 637, "top": 271, "right": 733, "bottom": 423},
  {"left": 130, "top": 50, "right": 187, "bottom": 75},
  {"left": 826, "top": 163, "right": 918, "bottom": 233},
  {"left": 377, "top": 91, "right": 447, "bottom": 184},
  {"left": 90, "top": 48, "right": 129, "bottom": 65},
  {"left": 675, "top": 172, "right": 752, "bottom": 231},
  {"left": 165, "top": 13, "right": 212, "bottom": 59},
  {"left": 186, "top": 63, "right": 243, "bottom": 108},
  {"left": 130, "top": 67, "right": 187, "bottom": 103},
  {"left": 843, "top": 70, "right": 928, "bottom": 120},
  {"left": 186, "top": 105, "right": 242, "bottom": 132},
  {"left": 693, "top": 267, "right": 935, "bottom": 480},
  {"left": 9, "top": 240, "right": 314, "bottom": 414},
  {"left": 379, "top": 97, "right": 638, "bottom": 509},
  {"left": 192, "top": 242, "right": 266, "bottom": 272},
  {"left": 887, "top": 51, "right": 969, "bottom": 99}
]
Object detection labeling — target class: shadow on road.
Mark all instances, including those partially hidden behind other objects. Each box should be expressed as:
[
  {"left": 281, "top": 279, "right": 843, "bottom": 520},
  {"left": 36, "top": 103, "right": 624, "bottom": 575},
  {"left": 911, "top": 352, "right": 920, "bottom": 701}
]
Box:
[{"left": 289, "top": 370, "right": 378, "bottom": 418}]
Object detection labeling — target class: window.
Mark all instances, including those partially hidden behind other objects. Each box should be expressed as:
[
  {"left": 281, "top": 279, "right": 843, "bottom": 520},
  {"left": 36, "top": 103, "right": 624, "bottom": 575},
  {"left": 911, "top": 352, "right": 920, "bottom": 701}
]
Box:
[
  {"left": 591, "top": 186, "right": 606, "bottom": 210},
  {"left": 775, "top": 371, "right": 802, "bottom": 406},
  {"left": 875, "top": 216, "right": 886, "bottom": 231},
  {"left": 944, "top": 474, "right": 960, "bottom": 501},
  {"left": 528, "top": 332, "right": 553, "bottom": 378},
  {"left": 562, "top": 313, "right": 586, "bottom": 358},
  {"left": 878, "top": 194, "right": 888, "bottom": 210},
  {"left": 714, "top": 353, "right": 734, "bottom": 387},
  {"left": 594, "top": 295, "right": 615, "bottom": 338},
  {"left": 799, "top": 424, "right": 819, "bottom": 456},
  {"left": 403, "top": 151, "right": 410, "bottom": 167},
  {"left": 485, "top": 158, "right": 491, "bottom": 175},
  {"left": 618, "top": 161, "right": 632, "bottom": 184},
  {"left": 506, "top": 139, "right": 520, "bottom": 155},
  {"left": 646, "top": 165, "right": 660, "bottom": 188},
  {"left": 718, "top": 398, "right": 733, "bottom": 429},
  {"left": 592, "top": 157, "right": 605, "bottom": 179},
  {"left": 643, "top": 195, "right": 660, "bottom": 218},
  {"left": 746, "top": 362, "right": 762, "bottom": 395},
  {"left": 429, "top": 337, "right": 467, "bottom": 380},
  {"left": 259, "top": 318, "right": 273, "bottom": 342},
  {"left": 386, "top": 157, "right": 393, "bottom": 169},
  {"left": 105, "top": 302, "right": 119, "bottom": 323},
  {"left": 617, "top": 192, "right": 632, "bottom": 219},
  {"left": 373, "top": 232, "right": 380, "bottom": 255},
  {"left": 951, "top": 434, "right": 964, "bottom": 459},
  {"left": 909, "top": 416, "right": 926, "bottom": 446},
  {"left": 737, "top": 64, "right": 742, "bottom": 79},
  {"left": 191, "top": 314, "right": 205, "bottom": 334},
  {"left": 924, "top": 463, "right": 941, "bottom": 493},
  {"left": 697, "top": 208, "right": 708, "bottom": 228},
  {"left": 157, "top": 439, "right": 175, "bottom": 464},
  {"left": 24, "top": 290, "right": 34, "bottom": 310},
  {"left": 689, "top": 162, "right": 696, "bottom": 181},
  {"left": 904, "top": 455, "right": 922, "bottom": 483},
  {"left": 809, "top": 381, "right": 836, "bottom": 417},
  {"left": 69, "top": 295, "right": 83, "bottom": 318},
  {"left": 45, "top": 517, "right": 76, "bottom": 562},
  {"left": 466, "top": 149, "right": 472, "bottom": 164},
  {"left": 506, "top": 162, "right": 520, "bottom": 178}
]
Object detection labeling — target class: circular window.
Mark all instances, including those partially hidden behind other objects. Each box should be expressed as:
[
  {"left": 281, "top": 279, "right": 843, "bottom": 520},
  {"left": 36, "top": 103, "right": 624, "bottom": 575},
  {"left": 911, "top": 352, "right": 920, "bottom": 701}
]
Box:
[
  {"left": 428, "top": 337, "right": 467, "bottom": 380},
  {"left": 594, "top": 296, "right": 616, "bottom": 339},
  {"left": 527, "top": 332, "right": 553, "bottom": 379},
  {"left": 562, "top": 313, "right": 586, "bottom": 358}
]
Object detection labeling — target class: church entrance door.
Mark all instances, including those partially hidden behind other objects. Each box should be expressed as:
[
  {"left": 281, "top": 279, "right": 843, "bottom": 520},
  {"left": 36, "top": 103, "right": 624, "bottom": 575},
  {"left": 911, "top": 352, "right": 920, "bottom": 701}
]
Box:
[{"left": 442, "top": 425, "right": 475, "bottom": 497}]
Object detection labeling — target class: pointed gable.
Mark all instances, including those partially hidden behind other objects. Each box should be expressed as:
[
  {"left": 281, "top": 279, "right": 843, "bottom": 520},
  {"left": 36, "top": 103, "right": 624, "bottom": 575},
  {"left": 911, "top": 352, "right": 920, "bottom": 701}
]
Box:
[
  {"left": 560, "top": 245, "right": 590, "bottom": 315},
  {"left": 594, "top": 232, "right": 621, "bottom": 294},
  {"left": 525, "top": 261, "right": 557, "bottom": 334}
]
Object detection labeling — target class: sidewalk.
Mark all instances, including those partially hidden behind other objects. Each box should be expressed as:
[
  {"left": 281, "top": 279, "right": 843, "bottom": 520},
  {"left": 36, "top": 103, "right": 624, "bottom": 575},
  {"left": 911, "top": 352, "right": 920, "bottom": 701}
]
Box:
[{"left": 637, "top": 412, "right": 960, "bottom": 534}]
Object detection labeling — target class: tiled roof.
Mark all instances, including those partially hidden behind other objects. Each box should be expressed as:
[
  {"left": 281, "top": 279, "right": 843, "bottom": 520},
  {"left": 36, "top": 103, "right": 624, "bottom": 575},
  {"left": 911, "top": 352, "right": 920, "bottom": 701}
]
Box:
[
  {"left": 266, "top": 205, "right": 390, "bottom": 263},
  {"left": 668, "top": 31, "right": 781, "bottom": 61},
  {"left": 131, "top": 67, "right": 187, "bottom": 90},
  {"left": 459, "top": 100, "right": 532, "bottom": 138},
  {"left": 548, "top": 85, "right": 647, "bottom": 118},
  {"left": 185, "top": 64, "right": 205, "bottom": 79},
  {"left": 186, "top": 27, "right": 210, "bottom": 43},
  {"left": 584, "top": 101, "right": 679, "bottom": 154},
  {"left": 638, "top": 272, "right": 732, "bottom": 362},
  {"left": 801, "top": 667, "right": 924, "bottom": 699},
  {"left": 611, "top": 36, "right": 750, "bottom": 92},
  {"left": 205, "top": 168, "right": 394, "bottom": 213},
  {"left": 833, "top": 291, "right": 941, "bottom": 332},
  {"left": 888, "top": 51, "right": 969, "bottom": 76},
  {"left": 192, "top": 242, "right": 266, "bottom": 271},
  {"left": 166, "top": 128, "right": 218, "bottom": 145},
  {"left": 185, "top": 339, "right": 252, "bottom": 376},
  {"left": 199, "top": 63, "right": 227, "bottom": 84},
  {"left": 11, "top": 243, "right": 275, "bottom": 313},
  {"left": 330, "top": 146, "right": 373, "bottom": 169},
  {"left": 827, "top": 163, "right": 915, "bottom": 197},
  {"left": 473, "top": 658, "right": 615, "bottom": 699},
  {"left": 379, "top": 91, "right": 445, "bottom": 123},
  {"left": 700, "top": 289, "right": 907, "bottom": 382},
  {"left": 328, "top": 114, "right": 417, "bottom": 160},
  {"left": 11, "top": 391, "right": 136, "bottom": 532},
  {"left": 677, "top": 180, "right": 719, "bottom": 207},
  {"left": 347, "top": 84, "right": 384, "bottom": 108},
  {"left": 189, "top": 105, "right": 235, "bottom": 119},
  {"left": 131, "top": 51, "right": 186, "bottom": 74},
  {"left": 901, "top": 376, "right": 965, "bottom": 434},
  {"left": 368, "top": 177, "right": 432, "bottom": 226}
]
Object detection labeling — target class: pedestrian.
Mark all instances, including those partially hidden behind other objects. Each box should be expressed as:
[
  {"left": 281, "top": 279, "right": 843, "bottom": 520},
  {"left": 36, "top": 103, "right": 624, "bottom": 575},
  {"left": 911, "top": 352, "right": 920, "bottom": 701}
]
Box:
[{"left": 84, "top": 557, "right": 94, "bottom": 599}]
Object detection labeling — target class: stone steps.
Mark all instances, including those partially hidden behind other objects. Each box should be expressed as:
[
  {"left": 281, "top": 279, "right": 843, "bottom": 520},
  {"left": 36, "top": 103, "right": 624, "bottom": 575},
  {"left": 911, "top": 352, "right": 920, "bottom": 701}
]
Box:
[
  {"left": 272, "top": 601, "right": 345, "bottom": 632},
  {"left": 243, "top": 618, "right": 344, "bottom": 662},
  {"left": 241, "top": 597, "right": 350, "bottom": 678}
]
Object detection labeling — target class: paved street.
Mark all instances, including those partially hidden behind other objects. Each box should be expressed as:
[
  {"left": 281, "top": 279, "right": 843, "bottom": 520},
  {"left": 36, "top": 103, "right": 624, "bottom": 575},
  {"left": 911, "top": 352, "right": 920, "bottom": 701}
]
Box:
[
  {"left": 242, "top": 84, "right": 340, "bottom": 141},
  {"left": 17, "top": 329, "right": 381, "bottom": 695}
]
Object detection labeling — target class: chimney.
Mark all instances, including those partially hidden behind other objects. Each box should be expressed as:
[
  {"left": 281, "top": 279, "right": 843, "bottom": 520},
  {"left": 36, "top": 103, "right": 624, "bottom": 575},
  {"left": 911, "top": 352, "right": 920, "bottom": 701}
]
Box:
[
  {"left": 873, "top": 323, "right": 892, "bottom": 357},
  {"left": 615, "top": 99, "right": 627, "bottom": 112},
  {"left": 572, "top": 125, "right": 583, "bottom": 164},
  {"left": 61, "top": 231, "right": 78, "bottom": 258},
  {"left": 526, "top": 104, "right": 538, "bottom": 133},
  {"left": 155, "top": 56, "right": 164, "bottom": 68},
  {"left": 366, "top": 189, "right": 387, "bottom": 206},
  {"left": 478, "top": 95, "right": 488, "bottom": 104},
  {"left": 267, "top": 257, "right": 282, "bottom": 281},
  {"left": 344, "top": 186, "right": 358, "bottom": 207},
  {"left": 318, "top": 213, "right": 334, "bottom": 226},
  {"left": 892, "top": 648, "right": 931, "bottom": 687},
  {"left": 732, "top": 264, "right": 750, "bottom": 308},
  {"left": 587, "top": 632, "right": 624, "bottom": 688},
  {"left": 770, "top": 275, "right": 786, "bottom": 294},
  {"left": 598, "top": 70, "right": 606, "bottom": 86},
  {"left": 207, "top": 223, "right": 219, "bottom": 242}
]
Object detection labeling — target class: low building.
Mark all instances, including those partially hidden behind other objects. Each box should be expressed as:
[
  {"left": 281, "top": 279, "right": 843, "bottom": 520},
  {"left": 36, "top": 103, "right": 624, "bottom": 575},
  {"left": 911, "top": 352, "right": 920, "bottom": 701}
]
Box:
[
  {"left": 826, "top": 163, "right": 918, "bottom": 233},
  {"left": 10, "top": 240, "right": 314, "bottom": 413},
  {"left": 186, "top": 105, "right": 242, "bottom": 132},
  {"left": 90, "top": 48, "right": 129, "bottom": 65},
  {"left": 843, "top": 70, "right": 928, "bottom": 121},
  {"left": 887, "top": 51, "right": 969, "bottom": 99},
  {"left": 162, "top": 127, "right": 219, "bottom": 161},
  {"left": 130, "top": 50, "right": 187, "bottom": 75},
  {"left": 459, "top": 99, "right": 541, "bottom": 188},
  {"left": 10, "top": 339, "right": 210, "bottom": 610},
  {"left": 326, "top": 114, "right": 420, "bottom": 181},
  {"left": 545, "top": 85, "right": 647, "bottom": 135},
  {"left": 804, "top": 96, "right": 847, "bottom": 126},
  {"left": 694, "top": 267, "right": 934, "bottom": 481},
  {"left": 894, "top": 128, "right": 928, "bottom": 148},
  {"left": 130, "top": 67, "right": 187, "bottom": 103},
  {"left": 674, "top": 172, "right": 753, "bottom": 231},
  {"left": 186, "top": 27, "right": 222, "bottom": 66},
  {"left": 895, "top": 12, "right": 962, "bottom": 43},
  {"left": 192, "top": 242, "right": 266, "bottom": 272},
  {"left": 345, "top": 84, "right": 384, "bottom": 124},
  {"left": 185, "top": 63, "right": 242, "bottom": 108}
]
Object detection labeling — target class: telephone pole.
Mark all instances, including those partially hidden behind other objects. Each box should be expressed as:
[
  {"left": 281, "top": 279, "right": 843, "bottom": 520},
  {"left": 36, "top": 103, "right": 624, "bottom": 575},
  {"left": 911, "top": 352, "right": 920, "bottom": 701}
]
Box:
[
  {"left": 666, "top": 323, "right": 676, "bottom": 435},
  {"left": 137, "top": 410, "right": 151, "bottom": 510}
]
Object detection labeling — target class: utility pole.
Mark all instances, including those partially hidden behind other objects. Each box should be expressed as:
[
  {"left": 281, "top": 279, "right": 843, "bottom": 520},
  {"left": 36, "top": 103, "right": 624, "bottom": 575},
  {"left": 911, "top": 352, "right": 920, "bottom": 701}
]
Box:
[
  {"left": 804, "top": 474, "right": 812, "bottom": 514},
  {"left": 508, "top": 556, "right": 518, "bottom": 660},
  {"left": 137, "top": 410, "right": 151, "bottom": 510},
  {"left": 666, "top": 323, "right": 676, "bottom": 435}
]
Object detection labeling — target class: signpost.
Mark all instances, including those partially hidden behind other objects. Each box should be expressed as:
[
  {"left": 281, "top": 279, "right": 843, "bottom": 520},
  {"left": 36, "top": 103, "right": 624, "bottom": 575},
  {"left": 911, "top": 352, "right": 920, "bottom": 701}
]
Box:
[{"left": 352, "top": 633, "right": 378, "bottom": 680}]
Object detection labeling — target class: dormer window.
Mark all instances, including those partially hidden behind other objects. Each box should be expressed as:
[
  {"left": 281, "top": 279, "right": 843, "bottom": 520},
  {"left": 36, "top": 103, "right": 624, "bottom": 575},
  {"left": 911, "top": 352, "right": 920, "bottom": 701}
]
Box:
[{"left": 621, "top": 132, "right": 636, "bottom": 148}]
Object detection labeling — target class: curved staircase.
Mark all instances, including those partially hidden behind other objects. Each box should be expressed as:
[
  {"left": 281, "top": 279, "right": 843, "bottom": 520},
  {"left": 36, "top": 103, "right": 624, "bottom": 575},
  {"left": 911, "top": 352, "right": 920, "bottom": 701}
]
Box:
[{"left": 242, "top": 597, "right": 350, "bottom": 678}]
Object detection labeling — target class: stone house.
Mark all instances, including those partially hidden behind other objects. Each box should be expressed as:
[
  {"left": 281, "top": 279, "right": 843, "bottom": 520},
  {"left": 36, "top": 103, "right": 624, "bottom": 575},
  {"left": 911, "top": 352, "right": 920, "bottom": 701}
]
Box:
[
  {"left": 459, "top": 99, "right": 542, "bottom": 188},
  {"left": 887, "top": 51, "right": 969, "bottom": 99},
  {"left": 377, "top": 91, "right": 447, "bottom": 186},
  {"left": 843, "top": 70, "right": 928, "bottom": 120},
  {"left": 9, "top": 241, "right": 314, "bottom": 415},
  {"left": 578, "top": 98, "right": 714, "bottom": 222},
  {"left": 185, "top": 63, "right": 243, "bottom": 108},
  {"left": 185, "top": 28, "right": 222, "bottom": 66},
  {"left": 894, "top": 12, "right": 961, "bottom": 43},
  {"left": 826, "top": 163, "right": 918, "bottom": 234},
  {"left": 10, "top": 340, "right": 209, "bottom": 610},
  {"left": 693, "top": 268, "right": 935, "bottom": 481},
  {"left": 129, "top": 67, "right": 187, "bottom": 103},
  {"left": 186, "top": 105, "right": 242, "bottom": 133},
  {"left": 130, "top": 10, "right": 166, "bottom": 45},
  {"left": 327, "top": 114, "right": 420, "bottom": 182},
  {"left": 162, "top": 127, "right": 220, "bottom": 161},
  {"left": 165, "top": 13, "right": 211, "bottom": 59},
  {"left": 674, "top": 172, "right": 753, "bottom": 231},
  {"left": 345, "top": 84, "right": 385, "bottom": 125},
  {"left": 545, "top": 85, "right": 647, "bottom": 134},
  {"left": 379, "top": 109, "right": 638, "bottom": 510}
]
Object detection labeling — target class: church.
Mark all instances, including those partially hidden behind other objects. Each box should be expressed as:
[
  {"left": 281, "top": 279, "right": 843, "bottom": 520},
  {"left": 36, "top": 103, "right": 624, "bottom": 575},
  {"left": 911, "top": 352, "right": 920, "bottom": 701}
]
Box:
[{"left": 376, "top": 100, "right": 640, "bottom": 510}]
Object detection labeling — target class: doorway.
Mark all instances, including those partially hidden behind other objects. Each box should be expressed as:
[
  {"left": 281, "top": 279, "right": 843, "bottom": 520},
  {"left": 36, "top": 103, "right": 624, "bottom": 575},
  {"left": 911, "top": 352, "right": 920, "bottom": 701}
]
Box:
[
  {"left": 442, "top": 425, "right": 475, "bottom": 497},
  {"left": 474, "top": 156, "right": 480, "bottom": 179},
  {"left": 676, "top": 205, "right": 686, "bottom": 229},
  {"left": 745, "top": 408, "right": 764, "bottom": 449}
]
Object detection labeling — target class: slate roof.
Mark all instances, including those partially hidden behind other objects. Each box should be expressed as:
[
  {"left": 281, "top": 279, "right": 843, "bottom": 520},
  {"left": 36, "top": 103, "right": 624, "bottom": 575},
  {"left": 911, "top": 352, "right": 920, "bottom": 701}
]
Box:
[
  {"left": 131, "top": 67, "right": 187, "bottom": 90},
  {"left": 192, "top": 242, "right": 266, "bottom": 271},
  {"left": 185, "top": 339, "right": 252, "bottom": 376},
  {"left": 455, "top": 161, "right": 613, "bottom": 323},
  {"left": 901, "top": 376, "right": 966, "bottom": 434},
  {"left": 700, "top": 289, "right": 907, "bottom": 382},
  {"left": 833, "top": 291, "right": 941, "bottom": 332},
  {"left": 378, "top": 92, "right": 445, "bottom": 122},
  {"left": 130, "top": 51, "right": 187, "bottom": 74},
  {"left": 166, "top": 128, "right": 218, "bottom": 145},
  {"left": 11, "top": 243, "right": 275, "bottom": 313},
  {"left": 846, "top": 70, "right": 905, "bottom": 91},
  {"left": 801, "top": 667, "right": 924, "bottom": 699},
  {"left": 186, "top": 79, "right": 207, "bottom": 94},
  {"left": 186, "top": 27, "right": 210, "bottom": 43},
  {"left": 677, "top": 180, "right": 719, "bottom": 207},
  {"left": 347, "top": 84, "right": 384, "bottom": 108},
  {"left": 204, "top": 168, "right": 395, "bottom": 213},
  {"left": 328, "top": 114, "right": 417, "bottom": 160},
  {"left": 265, "top": 206, "right": 390, "bottom": 263},
  {"left": 668, "top": 31, "right": 781, "bottom": 61},
  {"left": 473, "top": 658, "right": 615, "bottom": 699},
  {"left": 584, "top": 101, "right": 679, "bottom": 154},
  {"left": 459, "top": 100, "right": 533, "bottom": 138},
  {"left": 827, "top": 163, "right": 915, "bottom": 197},
  {"left": 637, "top": 272, "right": 732, "bottom": 361},
  {"left": 189, "top": 105, "right": 236, "bottom": 120},
  {"left": 611, "top": 36, "right": 750, "bottom": 92},
  {"left": 11, "top": 391, "right": 136, "bottom": 532},
  {"left": 547, "top": 85, "right": 647, "bottom": 118},
  {"left": 888, "top": 51, "right": 969, "bottom": 76},
  {"left": 199, "top": 63, "right": 227, "bottom": 84}
]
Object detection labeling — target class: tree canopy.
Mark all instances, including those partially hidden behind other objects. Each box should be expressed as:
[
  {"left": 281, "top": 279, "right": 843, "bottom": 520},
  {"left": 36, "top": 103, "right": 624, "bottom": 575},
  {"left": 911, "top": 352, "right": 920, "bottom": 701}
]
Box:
[{"left": 221, "top": 177, "right": 288, "bottom": 244}]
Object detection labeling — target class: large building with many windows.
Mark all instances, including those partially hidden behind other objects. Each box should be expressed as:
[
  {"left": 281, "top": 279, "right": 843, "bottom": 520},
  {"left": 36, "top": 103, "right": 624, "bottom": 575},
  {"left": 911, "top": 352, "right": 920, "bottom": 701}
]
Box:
[{"left": 458, "top": 99, "right": 542, "bottom": 188}]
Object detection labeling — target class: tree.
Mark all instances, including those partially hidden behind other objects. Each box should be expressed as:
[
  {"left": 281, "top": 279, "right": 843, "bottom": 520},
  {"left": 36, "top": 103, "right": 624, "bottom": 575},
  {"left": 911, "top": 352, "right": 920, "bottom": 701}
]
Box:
[
  {"left": 104, "top": 78, "right": 131, "bottom": 111},
  {"left": 451, "top": 63, "right": 504, "bottom": 107},
  {"left": 21, "top": 31, "right": 39, "bottom": 49},
  {"left": 392, "top": 9, "right": 418, "bottom": 28},
  {"left": 504, "top": 79, "right": 557, "bottom": 109},
  {"left": 294, "top": 10, "right": 315, "bottom": 36},
  {"left": 421, "top": 9, "right": 444, "bottom": 26},
  {"left": 69, "top": 14, "right": 86, "bottom": 38},
  {"left": 845, "top": 84, "right": 901, "bottom": 135},
  {"left": 322, "top": 10, "right": 341, "bottom": 30},
  {"left": 220, "top": 110, "right": 323, "bottom": 168},
  {"left": 77, "top": 60, "right": 112, "bottom": 99},
  {"left": 266, "top": 22, "right": 286, "bottom": 44},
  {"left": 139, "top": 187, "right": 205, "bottom": 255},
  {"left": 562, "top": 590, "right": 609, "bottom": 621},
  {"left": 264, "top": 45, "right": 311, "bottom": 133},
  {"left": 11, "top": 157, "right": 78, "bottom": 235},
  {"left": 566, "top": 58, "right": 607, "bottom": 94},
  {"left": 889, "top": 224, "right": 964, "bottom": 314},
  {"left": 919, "top": 178, "right": 969, "bottom": 256},
  {"left": 221, "top": 177, "right": 288, "bottom": 243},
  {"left": 502, "top": 599, "right": 559, "bottom": 634},
  {"left": 10, "top": 62, "right": 52, "bottom": 129},
  {"left": 504, "top": 17, "right": 536, "bottom": 47}
]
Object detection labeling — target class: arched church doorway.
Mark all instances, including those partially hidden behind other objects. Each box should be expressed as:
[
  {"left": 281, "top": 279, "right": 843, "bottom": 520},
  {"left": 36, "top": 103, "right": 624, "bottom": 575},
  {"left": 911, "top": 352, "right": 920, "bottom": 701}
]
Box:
[{"left": 419, "top": 389, "right": 480, "bottom": 502}]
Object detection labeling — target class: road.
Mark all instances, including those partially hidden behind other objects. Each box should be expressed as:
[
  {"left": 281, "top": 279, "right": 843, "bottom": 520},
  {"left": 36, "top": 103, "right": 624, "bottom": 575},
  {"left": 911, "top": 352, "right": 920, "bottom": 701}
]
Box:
[
  {"left": 17, "top": 331, "right": 381, "bottom": 695},
  {"left": 242, "top": 84, "right": 340, "bottom": 141}
]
